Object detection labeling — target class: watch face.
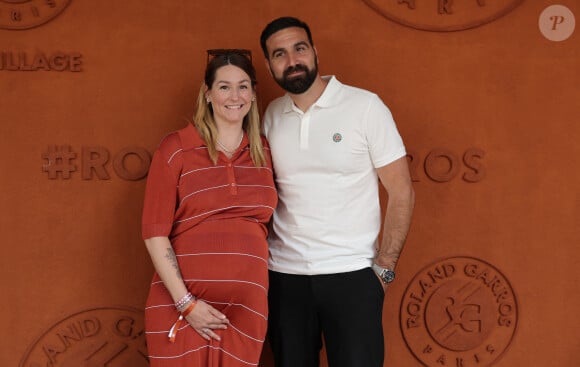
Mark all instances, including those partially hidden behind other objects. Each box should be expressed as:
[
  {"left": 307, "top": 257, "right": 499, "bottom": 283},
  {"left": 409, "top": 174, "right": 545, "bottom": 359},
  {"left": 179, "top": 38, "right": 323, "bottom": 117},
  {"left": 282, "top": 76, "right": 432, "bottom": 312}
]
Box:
[{"left": 382, "top": 270, "right": 395, "bottom": 283}]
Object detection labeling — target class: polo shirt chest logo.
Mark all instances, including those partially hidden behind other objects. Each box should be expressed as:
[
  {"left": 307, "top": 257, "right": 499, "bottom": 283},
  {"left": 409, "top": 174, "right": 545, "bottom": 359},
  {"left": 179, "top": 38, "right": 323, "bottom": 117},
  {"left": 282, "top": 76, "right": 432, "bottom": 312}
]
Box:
[{"left": 332, "top": 133, "right": 343, "bottom": 143}]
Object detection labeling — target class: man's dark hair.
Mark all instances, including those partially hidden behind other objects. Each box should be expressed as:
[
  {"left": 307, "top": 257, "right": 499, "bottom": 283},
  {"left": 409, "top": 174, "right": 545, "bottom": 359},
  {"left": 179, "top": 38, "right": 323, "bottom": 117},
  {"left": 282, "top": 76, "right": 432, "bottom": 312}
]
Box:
[{"left": 260, "top": 17, "right": 314, "bottom": 59}]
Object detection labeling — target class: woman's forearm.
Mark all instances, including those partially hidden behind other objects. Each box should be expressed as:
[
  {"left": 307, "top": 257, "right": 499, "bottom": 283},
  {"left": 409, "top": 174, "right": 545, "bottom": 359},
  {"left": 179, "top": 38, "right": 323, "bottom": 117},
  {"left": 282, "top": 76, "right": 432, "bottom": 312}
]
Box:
[{"left": 145, "top": 236, "right": 190, "bottom": 303}]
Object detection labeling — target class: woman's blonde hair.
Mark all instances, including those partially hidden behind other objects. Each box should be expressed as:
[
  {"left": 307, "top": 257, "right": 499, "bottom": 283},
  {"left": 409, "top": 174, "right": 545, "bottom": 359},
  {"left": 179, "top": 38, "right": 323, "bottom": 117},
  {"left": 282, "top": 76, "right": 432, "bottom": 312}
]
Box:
[{"left": 193, "top": 51, "right": 266, "bottom": 166}]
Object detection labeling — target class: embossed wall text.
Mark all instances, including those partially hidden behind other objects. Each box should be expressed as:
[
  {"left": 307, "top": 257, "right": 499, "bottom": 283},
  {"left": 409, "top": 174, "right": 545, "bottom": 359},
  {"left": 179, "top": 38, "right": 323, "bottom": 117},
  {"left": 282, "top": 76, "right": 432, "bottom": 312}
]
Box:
[
  {"left": 42, "top": 145, "right": 152, "bottom": 180},
  {"left": 0, "top": 51, "right": 82, "bottom": 71},
  {"left": 407, "top": 148, "right": 485, "bottom": 183},
  {"left": 40, "top": 145, "right": 485, "bottom": 183}
]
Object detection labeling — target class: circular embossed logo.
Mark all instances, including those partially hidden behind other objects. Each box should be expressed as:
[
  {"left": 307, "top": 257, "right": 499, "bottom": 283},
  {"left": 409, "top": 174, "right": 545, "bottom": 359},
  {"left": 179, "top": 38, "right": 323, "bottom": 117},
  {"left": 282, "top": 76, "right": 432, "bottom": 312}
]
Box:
[
  {"left": 0, "top": 0, "right": 72, "bottom": 30},
  {"left": 19, "top": 306, "right": 148, "bottom": 367},
  {"left": 362, "top": 0, "right": 523, "bottom": 32},
  {"left": 401, "top": 257, "right": 517, "bottom": 366}
]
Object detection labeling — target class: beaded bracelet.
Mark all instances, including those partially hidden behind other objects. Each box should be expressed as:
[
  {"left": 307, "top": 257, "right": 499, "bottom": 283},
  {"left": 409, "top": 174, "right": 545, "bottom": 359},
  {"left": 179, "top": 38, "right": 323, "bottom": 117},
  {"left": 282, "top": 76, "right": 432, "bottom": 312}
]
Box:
[{"left": 175, "top": 292, "right": 194, "bottom": 312}]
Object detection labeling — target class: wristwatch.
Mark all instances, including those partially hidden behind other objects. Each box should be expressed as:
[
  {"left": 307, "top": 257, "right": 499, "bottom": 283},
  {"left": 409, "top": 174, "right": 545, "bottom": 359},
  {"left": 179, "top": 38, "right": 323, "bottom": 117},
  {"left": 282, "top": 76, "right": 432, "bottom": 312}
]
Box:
[{"left": 372, "top": 263, "right": 396, "bottom": 284}]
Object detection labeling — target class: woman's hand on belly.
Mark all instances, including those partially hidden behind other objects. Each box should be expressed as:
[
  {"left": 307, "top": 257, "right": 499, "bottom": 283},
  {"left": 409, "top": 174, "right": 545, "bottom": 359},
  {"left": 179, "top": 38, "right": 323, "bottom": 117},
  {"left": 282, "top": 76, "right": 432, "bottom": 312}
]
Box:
[{"left": 185, "top": 300, "right": 230, "bottom": 341}]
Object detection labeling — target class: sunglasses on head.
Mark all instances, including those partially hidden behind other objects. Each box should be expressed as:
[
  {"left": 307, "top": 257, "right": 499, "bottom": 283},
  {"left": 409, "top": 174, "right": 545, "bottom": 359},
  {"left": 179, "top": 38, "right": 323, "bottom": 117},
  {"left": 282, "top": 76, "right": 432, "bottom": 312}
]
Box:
[{"left": 206, "top": 49, "right": 252, "bottom": 64}]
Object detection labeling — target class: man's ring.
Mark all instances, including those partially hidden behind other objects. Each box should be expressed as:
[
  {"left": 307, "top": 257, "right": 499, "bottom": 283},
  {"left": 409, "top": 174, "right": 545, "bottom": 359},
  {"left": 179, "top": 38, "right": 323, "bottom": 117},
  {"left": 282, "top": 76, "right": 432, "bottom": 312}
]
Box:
[{"left": 202, "top": 328, "right": 210, "bottom": 334}]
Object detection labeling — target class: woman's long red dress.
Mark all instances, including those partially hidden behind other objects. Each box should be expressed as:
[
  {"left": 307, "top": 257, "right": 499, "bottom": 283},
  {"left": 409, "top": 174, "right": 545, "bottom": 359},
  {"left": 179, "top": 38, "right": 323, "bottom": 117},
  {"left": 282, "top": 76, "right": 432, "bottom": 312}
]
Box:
[{"left": 142, "top": 124, "right": 277, "bottom": 366}]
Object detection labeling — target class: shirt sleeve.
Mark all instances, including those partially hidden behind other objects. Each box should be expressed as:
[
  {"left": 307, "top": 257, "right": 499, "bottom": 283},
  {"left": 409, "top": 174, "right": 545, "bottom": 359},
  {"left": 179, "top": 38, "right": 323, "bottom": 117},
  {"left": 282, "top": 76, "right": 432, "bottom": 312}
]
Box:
[
  {"left": 365, "top": 94, "right": 407, "bottom": 168},
  {"left": 262, "top": 105, "right": 273, "bottom": 137},
  {"left": 141, "top": 135, "right": 182, "bottom": 240}
]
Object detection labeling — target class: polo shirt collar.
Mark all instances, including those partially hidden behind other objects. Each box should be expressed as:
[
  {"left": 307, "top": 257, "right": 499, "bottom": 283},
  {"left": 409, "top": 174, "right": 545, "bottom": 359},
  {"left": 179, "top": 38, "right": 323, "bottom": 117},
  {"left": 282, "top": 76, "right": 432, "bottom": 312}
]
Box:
[
  {"left": 282, "top": 75, "right": 341, "bottom": 113},
  {"left": 314, "top": 75, "right": 341, "bottom": 108}
]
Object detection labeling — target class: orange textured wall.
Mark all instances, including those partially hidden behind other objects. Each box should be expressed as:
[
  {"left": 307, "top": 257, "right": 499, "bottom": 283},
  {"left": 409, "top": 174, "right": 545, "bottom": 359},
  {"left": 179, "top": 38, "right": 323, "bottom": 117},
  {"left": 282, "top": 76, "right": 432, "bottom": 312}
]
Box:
[{"left": 1, "top": 1, "right": 579, "bottom": 366}]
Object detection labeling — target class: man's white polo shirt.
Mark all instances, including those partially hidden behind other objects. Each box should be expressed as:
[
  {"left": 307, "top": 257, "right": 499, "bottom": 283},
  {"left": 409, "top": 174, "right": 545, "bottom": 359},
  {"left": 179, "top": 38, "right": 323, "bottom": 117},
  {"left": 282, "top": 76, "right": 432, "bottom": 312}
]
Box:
[{"left": 263, "top": 76, "right": 406, "bottom": 275}]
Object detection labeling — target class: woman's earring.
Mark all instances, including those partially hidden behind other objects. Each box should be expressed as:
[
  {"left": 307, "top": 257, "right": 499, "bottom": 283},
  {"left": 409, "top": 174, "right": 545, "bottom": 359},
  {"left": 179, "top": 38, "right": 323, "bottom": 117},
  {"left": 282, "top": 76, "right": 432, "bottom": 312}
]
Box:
[{"left": 206, "top": 98, "right": 210, "bottom": 104}]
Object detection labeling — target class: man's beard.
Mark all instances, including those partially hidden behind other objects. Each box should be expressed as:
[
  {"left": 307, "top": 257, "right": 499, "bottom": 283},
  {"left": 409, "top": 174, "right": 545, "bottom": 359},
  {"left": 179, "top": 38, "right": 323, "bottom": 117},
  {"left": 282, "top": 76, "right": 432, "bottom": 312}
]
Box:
[{"left": 274, "top": 61, "right": 318, "bottom": 94}]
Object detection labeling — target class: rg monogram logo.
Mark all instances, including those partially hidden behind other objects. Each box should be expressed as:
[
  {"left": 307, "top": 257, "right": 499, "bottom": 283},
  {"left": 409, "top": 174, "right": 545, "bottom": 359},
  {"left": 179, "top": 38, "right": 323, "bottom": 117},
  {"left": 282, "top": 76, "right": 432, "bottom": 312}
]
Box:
[{"left": 401, "top": 256, "right": 517, "bottom": 366}]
